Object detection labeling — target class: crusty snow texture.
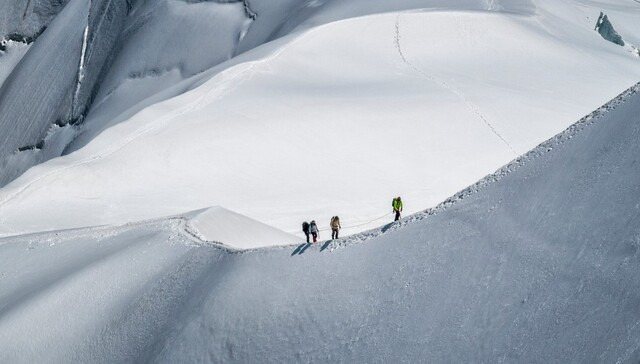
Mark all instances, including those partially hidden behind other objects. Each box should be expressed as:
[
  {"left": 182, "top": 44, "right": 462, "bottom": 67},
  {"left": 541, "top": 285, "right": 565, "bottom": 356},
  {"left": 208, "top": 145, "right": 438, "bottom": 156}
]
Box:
[{"left": 1, "top": 83, "right": 639, "bottom": 363}]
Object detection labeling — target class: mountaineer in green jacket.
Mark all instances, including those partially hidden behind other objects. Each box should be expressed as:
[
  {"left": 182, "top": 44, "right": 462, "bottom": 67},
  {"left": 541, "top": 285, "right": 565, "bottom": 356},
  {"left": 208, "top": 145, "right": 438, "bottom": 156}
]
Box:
[{"left": 392, "top": 196, "right": 403, "bottom": 221}]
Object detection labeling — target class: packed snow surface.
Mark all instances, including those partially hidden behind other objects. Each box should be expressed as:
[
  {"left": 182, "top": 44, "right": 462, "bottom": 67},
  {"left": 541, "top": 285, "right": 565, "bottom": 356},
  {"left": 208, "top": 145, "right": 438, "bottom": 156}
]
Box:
[
  {"left": 1, "top": 83, "right": 639, "bottom": 363},
  {"left": 0, "top": 0, "right": 640, "bottom": 242},
  {"left": 185, "top": 206, "right": 301, "bottom": 249}
]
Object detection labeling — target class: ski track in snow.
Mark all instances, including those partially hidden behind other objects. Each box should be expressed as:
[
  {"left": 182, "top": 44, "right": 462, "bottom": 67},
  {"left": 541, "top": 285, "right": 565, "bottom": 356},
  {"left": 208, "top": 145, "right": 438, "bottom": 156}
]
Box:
[
  {"left": 393, "top": 13, "right": 518, "bottom": 156},
  {"left": 2, "top": 83, "right": 638, "bottom": 254},
  {"left": 160, "top": 80, "right": 640, "bottom": 255},
  {"left": 84, "top": 79, "right": 638, "bottom": 256},
  {"left": 0, "top": 26, "right": 323, "bottom": 210},
  {"left": 274, "top": 81, "right": 640, "bottom": 254}
]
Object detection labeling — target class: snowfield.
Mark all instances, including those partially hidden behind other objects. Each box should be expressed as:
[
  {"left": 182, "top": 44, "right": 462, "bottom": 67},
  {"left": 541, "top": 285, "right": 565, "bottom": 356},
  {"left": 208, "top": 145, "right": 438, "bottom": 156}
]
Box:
[
  {"left": 1, "top": 0, "right": 640, "bottom": 361},
  {"left": 185, "top": 206, "right": 302, "bottom": 249},
  {"left": 0, "top": 82, "right": 638, "bottom": 363},
  {"left": 0, "top": 0, "right": 639, "bottom": 241}
]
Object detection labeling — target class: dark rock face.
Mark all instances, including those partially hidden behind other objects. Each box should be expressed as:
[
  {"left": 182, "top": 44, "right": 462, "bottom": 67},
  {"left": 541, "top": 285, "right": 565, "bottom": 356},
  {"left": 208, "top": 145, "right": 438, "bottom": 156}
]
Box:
[{"left": 594, "top": 12, "right": 625, "bottom": 47}]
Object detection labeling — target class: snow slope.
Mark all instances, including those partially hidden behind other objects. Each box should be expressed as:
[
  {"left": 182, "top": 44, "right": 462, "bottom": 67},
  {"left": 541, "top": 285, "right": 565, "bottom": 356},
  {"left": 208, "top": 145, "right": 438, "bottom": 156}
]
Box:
[
  {"left": 1, "top": 0, "right": 639, "bottom": 240},
  {"left": 0, "top": 0, "right": 252, "bottom": 186},
  {"left": 1, "top": 82, "right": 638, "bottom": 363},
  {"left": 186, "top": 206, "right": 302, "bottom": 249},
  {"left": 1, "top": 0, "right": 520, "bottom": 187}
]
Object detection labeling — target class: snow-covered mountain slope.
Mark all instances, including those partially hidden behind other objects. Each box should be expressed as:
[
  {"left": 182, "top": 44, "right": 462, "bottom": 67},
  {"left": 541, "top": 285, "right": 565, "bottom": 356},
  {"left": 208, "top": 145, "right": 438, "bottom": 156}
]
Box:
[
  {"left": 186, "top": 206, "right": 302, "bottom": 249},
  {"left": 1, "top": 0, "right": 639, "bottom": 240},
  {"left": 0, "top": 0, "right": 253, "bottom": 185},
  {"left": 1, "top": 82, "right": 638, "bottom": 363},
  {"left": 0, "top": 0, "right": 541, "bottom": 187}
]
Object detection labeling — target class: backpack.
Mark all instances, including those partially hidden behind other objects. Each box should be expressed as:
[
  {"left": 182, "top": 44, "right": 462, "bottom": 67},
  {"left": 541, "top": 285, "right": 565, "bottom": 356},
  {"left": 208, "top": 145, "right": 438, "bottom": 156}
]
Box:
[{"left": 302, "top": 221, "right": 309, "bottom": 232}]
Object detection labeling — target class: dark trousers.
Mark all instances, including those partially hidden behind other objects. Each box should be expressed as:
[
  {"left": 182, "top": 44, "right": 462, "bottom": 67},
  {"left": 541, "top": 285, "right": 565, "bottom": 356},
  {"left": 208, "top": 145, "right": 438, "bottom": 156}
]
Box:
[
  {"left": 395, "top": 210, "right": 401, "bottom": 221},
  {"left": 311, "top": 232, "right": 318, "bottom": 242},
  {"left": 332, "top": 228, "right": 339, "bottom": 239},
  {"left": 304, "top": 232, "right": 310, "bottom": 243}
]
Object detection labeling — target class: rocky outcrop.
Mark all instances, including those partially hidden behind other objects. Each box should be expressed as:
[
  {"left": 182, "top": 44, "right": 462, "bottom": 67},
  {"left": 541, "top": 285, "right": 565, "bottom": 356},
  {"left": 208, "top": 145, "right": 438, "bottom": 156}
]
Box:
[{"left": 594, "top": 12, "right": 624, "bottom": 46}]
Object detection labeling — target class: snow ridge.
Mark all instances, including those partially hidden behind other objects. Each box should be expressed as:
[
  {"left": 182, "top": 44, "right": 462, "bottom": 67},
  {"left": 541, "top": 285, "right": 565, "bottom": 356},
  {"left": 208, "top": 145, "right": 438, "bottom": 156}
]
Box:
[
  {"left": 0, "top": 26, "right": 321, "bottom": 212},
  {"left": 315, "top": 81, "right": 640, "bottom": 253},
  {"left": 165, "top": 81, "right": 638, "bottom": 254}
]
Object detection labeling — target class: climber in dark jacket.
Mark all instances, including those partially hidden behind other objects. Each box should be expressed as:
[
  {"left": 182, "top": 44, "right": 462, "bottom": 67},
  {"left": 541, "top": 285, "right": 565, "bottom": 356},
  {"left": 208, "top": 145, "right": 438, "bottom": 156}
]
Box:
[{"left": 302, "top": 221, "right": 310, "bottom": 243}]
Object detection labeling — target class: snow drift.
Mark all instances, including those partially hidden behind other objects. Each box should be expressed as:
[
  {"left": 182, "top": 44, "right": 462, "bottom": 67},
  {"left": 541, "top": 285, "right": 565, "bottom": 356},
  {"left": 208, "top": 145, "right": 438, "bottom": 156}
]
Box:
[
  {"left": 185, "top": 206, "right": 301, "bottom": 249},
  {"left": 1, "top": 82, "right": 639, "bottom": 363}
]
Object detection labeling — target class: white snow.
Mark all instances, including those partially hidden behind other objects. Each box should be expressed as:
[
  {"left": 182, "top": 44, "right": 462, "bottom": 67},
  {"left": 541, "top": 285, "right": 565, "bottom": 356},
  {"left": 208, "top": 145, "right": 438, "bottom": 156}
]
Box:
[
  {"left": 1, "top": 1, "right": 639, "bottom": 244},
  {"left": 1, "top": 0, "right": 640, "bottom": 359},
  {"left": 185, "top": 206, "right": 302, "bottom": 249},
  {"left": 0, "top": 82, "right": 638, "bottom": 362}
]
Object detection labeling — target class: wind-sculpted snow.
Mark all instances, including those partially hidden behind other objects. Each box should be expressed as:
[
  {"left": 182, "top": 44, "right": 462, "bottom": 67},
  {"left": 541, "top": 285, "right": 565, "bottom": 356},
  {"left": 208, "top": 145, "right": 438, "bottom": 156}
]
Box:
[
  {"left": 0, "top": 0, "right": 258, "bottom": 185},
  {"left": 185, "top": 206, "right": 302, "bottom": 249},
  {"left": 2, "top": 4, "right": 640, "bottom": 240},
  {"left": 0, "top": 0, "right": 133, "bottom": 186},
  {"left": 3, "top": 0, "right": 639, "bottom": 190},
  {"left": 2, "top": 0, "right": 467, "bottom": 185},
  {"left": 1, "top": 83, "right": 639, "bottom": 363},
  {"left": 65, "top": 0, "right": 251, "bottom": 153}
]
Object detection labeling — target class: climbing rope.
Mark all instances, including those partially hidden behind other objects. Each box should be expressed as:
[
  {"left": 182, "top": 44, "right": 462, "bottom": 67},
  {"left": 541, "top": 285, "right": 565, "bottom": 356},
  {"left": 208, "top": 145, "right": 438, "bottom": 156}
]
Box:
[{"left": 317, "top": 212, "right": 394, "bottom": 232}]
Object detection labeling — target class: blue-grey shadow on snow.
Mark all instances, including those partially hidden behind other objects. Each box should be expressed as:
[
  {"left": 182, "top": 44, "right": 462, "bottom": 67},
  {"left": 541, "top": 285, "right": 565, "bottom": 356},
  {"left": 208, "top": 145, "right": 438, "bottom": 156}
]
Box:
[
  {"left": 320, "top": 240, "right": 332, "bottom": 252},
  {"left": 291, "top": 243, "right": 312, "bottom": 256},
  {"left": 381, "top": 222, "right": 395, "bottom": 233}
]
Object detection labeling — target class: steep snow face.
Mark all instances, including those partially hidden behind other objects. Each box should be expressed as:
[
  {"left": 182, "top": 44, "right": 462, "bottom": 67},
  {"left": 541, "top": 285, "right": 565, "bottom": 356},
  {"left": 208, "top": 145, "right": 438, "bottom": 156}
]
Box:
[
  {"left": 0, "top": 40, "right": 31, "bottom": 87},
  {"left": 1, "top": 2, "right": 639, "bottom": 240},
  {"left": 0, "top": 0, "right": 254, "bottom": 186},
  {"left": 0, "top": 0, "right": 71, "bottom": 39},
  {"left": 0, "top": 0, "right": 89, "bottom": 183},
  {"left": 0, "top": 84, "right": 638, "bottom": 363},
  {"left": 65, "top": 0, "right": 251, "bottom": 152},
  {"left": 1, "top": 0, "right": 484, "bottom": 187},
  {"left": 0, "top": 0, "right": 135, "bottom": 186}
]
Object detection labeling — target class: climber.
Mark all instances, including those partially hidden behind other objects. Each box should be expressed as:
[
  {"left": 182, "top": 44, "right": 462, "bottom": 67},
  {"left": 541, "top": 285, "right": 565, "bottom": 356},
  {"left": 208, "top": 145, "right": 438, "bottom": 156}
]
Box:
[
  {"left": 392, "top": 196, "right": 403, "bottom": 221},
  {"left": 330, "top": 216, "right": 341, "bottom": 239},
  {"left": 309, "top": 220, "right": 319, "bottom": 243},
  {"left": 302, "top": 221, "right": 310, "bottom": 243}
]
